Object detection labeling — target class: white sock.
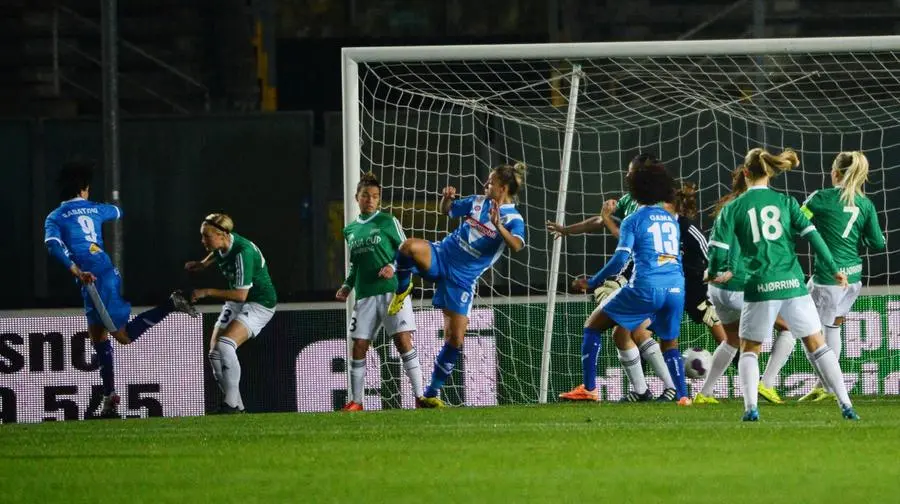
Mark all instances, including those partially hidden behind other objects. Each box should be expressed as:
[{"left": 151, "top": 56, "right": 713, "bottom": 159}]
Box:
[
  {"left": 618, "top": 346, "right": 648, "bottom": 394},
  {"left": 208, "top": 348, "right": 224, "bottom": 393},
  {"left": 700, "top": 341, "right": 738, "bottom": 396},
  {"left": 813, "top": 345, "right": 852, "bottom": 407},
  {"left": 824, "top": 325, "right": 842, "bottom": 360},
  {"left": 216, "top": 337, "right": 243, "bottom": 410},
  {"left": 739, "top": 352, "right": 760, "bottom": 411},
  {"left": 761, "top": 330, "right": 794, "bottom": 388},
  {"left": 802, "top": 344, "right": 828, "bottom": 391},
  {"left": 350, "top": 358, "right": 366, "bottom": 404},
  {"left": 638, "top": 339, "right": 674, "bottom": 389},
  {"left": 400, "top": 348, "right": 424, "bottom": 398}
]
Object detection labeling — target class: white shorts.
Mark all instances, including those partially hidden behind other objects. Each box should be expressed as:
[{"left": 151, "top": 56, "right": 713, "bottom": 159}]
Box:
[
  {"left": 708, "top": 286, "right": 744, "bottom": 325},
  {"left": 215, "top": 301, "right": 275, "bottom": 338},
  {"left": 349, "top": 292, "right": 416, "bottom": 341},
  {"left": 739, "top": 295, "right": 821, "bottom": 343},
  {"left": 808, "top": 279, "right": 862, "bottom": 326}
]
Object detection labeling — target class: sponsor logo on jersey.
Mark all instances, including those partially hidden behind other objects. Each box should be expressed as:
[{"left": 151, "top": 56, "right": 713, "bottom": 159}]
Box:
[
  {"left": 465, "top": 217, "right": 497, "bottom": 239},
  {"left": 839, "top": 264, "right": 863, "bottom": 275},
  {"left": 757, "top": 278, "right": 801, "bottom": 293},
  {"left": 89, "top": 243, "right": 102, "bottom": 255},
  {"left": 657, "top": 253, "right": 678, "bottom": 265}
]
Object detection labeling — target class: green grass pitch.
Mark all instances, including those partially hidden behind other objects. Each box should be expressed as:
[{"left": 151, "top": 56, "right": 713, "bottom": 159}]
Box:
[{"left": 2, "top": 398, "right": 899, "bottom": 503}]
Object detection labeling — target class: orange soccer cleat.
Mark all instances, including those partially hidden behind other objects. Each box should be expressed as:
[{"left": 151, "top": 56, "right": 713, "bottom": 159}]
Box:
[
  {"left": 558, "top": 384, "right": 600, "bottom": 402},
  {"left": 341, "top": 401, "right": 364, "bottom": 412}
]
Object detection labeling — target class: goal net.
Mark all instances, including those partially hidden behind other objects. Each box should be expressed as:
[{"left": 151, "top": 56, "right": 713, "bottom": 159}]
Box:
[{"left": 342, "top": 37, "right": 900, "bottom": 408}]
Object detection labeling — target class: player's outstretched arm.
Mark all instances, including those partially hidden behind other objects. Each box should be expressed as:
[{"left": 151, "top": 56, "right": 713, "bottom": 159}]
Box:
[
  {"left": 546, "top": 215, "right": 604, "bottom": 238},
  {"left": 440, "top": 186, "right": 457, "bottom": 215},
  {"left": 185, "top": 252, "right": 215, "bottom": 272}
]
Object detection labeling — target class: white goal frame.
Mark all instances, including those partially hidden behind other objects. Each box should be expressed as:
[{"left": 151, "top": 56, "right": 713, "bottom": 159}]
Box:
[{"left": 341, "top": 35, "right": 900, "bottom": 404}]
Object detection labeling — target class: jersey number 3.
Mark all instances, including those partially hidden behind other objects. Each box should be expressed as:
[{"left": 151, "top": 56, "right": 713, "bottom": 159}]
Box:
[{"left": 648, "top": 222, "right": 678, "bottom": 255}]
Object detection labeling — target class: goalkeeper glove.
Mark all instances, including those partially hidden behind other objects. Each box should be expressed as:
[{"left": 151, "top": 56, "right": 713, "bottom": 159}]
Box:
[
  {"left": 697, "top": 300, "right": 721, "bottom": 328},
  {"left": 593, "top": 275, "right": 627, "bottom": 305}
]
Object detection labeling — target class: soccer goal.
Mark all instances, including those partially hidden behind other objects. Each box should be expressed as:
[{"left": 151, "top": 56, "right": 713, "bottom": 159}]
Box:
[{"left": 341, "top": 36, "right": 900, "bottom": 407}]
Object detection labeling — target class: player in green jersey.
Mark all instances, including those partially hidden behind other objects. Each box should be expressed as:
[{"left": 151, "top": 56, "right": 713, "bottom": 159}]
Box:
[
  {"left": 708, "top": 148, "right": 858, "bottom": 421},
  {"left": 798, "top": 151, "right": 886, "bottom": 402},
  {"left": 185, "top": 213, "right": 277, "bottom": 413},
  {"left": 335, "top": 172, "right": 424, "bottom": 411},
  {"left": 696, "top": 166, "right": 796, "bottom": 405}
]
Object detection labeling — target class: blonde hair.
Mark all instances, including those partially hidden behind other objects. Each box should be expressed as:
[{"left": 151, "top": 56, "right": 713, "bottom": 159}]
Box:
[
  {"left": 832, "top": 151, "right": 869, "bottom": 207},
  {"left": 202, "top": 213, "right": 234, "bottom": 234},
  {"left": 744, "top": 148, "right": 799, "bottom": 180},
  {"left": 493, "top": 161, "right": 527, "bottom": 198}
]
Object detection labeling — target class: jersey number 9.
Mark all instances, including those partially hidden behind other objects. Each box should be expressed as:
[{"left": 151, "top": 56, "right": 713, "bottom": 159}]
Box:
[{"left": 77, "top": 215, "right": 98, "bottom": 243}]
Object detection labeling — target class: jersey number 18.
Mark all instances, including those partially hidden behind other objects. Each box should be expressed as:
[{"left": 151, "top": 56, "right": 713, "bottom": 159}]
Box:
[{"left": 747, "top": 206, "right": 783, "bottom": 243}]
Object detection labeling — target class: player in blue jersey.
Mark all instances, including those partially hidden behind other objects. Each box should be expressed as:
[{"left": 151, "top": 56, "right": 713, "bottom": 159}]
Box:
[
  {"left": 43, "top": 161, "right": 198, "bottom": 419},
  {"left": 387, "top": 162, "right": 528, "bottom": 408},
  {"left": 562, "top": 161, "right": 687, "bottom": 404}
]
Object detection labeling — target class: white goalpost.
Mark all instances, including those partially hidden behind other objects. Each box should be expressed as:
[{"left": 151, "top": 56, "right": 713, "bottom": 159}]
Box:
[{"left": 342, "top": 36, "right": 900, "bottom": 407}]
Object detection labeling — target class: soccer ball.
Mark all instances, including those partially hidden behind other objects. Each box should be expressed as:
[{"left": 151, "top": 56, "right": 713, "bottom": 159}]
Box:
[{"left": 682, "top": 347, "right": 712, "bottom": 379}]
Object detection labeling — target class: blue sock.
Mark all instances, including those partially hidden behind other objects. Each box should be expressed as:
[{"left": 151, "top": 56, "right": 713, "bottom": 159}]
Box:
[
  {"left": 124, "top": 298, "right": 174, "bottom": 342},
  {"left": 663, "top": 347, "right": 688, "bottom": 399},
  {"left": 581, "top": 327, "right": 602, "bottom": 391},
  {"left": 92, "top": 339, "right": 115, "bottom": 395},
  {"left": 395, "top": 250, "right": 415, "bottom": 294},
  {"left": 424, "top": 342, "right": 461, "bottom": 398}
]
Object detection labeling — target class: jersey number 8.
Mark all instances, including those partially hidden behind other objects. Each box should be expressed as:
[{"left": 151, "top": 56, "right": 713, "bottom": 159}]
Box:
[{"left": 747, "top": 205, "right": 783, "bottom": 243}]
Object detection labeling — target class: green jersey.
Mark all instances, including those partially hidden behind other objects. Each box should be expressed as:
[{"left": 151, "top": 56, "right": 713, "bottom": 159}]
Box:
[
  {"left": 214, "top": 232, "right": 277, "bottom": 308},
  {"left": 612, "top": 193, "right": 639, "bottom": 221},
  {"left": 708, "top": 186, "right": 838, "bottom": 302},
  {"left": 342, "top": 210, "right": 406, "bottom": 299},
  {"left": 802, "top": 187, "right": 885, "bottom": 285},
  {"left": 708, "top": 211, "right": 748, "bottom": 292}
]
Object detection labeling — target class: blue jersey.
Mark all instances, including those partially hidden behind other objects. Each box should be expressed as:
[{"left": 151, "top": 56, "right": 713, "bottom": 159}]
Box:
[
  {"left": 44, "top": 197, "right": 122, "bottom": 274},
  {"left": 618, "top": 206, "right": 684, "bottom": 289},
  {"left": 439, "top": 195, "right": 526, "bottom": 286}
]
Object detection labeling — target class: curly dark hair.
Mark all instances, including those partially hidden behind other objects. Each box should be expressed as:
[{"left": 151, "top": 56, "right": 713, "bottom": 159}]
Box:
[
  {"left": 58, "top": 160, "right": 94, "bottom": 200},
  {"left": 674, "top": 182, "right": 698, "bottom": 219},
  {"left": 356, "top": 171, "right": 381, "bottom": 194},
  {"left": 626, "top": 160, "right": 676, "bottom": 206}
]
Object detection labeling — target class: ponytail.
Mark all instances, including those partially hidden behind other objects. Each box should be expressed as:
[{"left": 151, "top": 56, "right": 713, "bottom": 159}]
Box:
[
  {"left": 744, "top": 148, "right": 799, "bottom": 180},
  {"left": 833, "top": 151, "right": 869, "bottom": 207},
  {"left": 712, "top": 165, "right": 747, "bottom": 218}
]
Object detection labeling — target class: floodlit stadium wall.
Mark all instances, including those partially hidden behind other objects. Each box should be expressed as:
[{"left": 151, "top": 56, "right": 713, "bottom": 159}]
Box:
[{"left": 2, "top": 293, "right": 899, "bottom": 423}]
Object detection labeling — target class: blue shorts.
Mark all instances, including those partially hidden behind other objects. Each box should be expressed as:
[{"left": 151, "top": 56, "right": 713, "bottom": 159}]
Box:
[
  {"left": 600, "top": 285, "right": 684, "bottom": 341},
  {"left": 81, "top": 269, "right": 132, "bottom": 330},
  {"left": 422, "top": 242, "right": 476, "bottom": 317}
]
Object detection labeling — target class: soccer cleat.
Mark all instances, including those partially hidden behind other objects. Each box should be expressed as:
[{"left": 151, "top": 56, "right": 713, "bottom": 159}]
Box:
[
  {"left": 757, "top": 382, "right": 785, "bottom": 404},
  {"left": 656, "top": 388, "right": 677, "bottom": 402},
  {"left": 387, "top": 282, "right": 413, "bottom": 316},
  {"left": 677, "top": 397, "right": 693, "bottom": 406},
  {"left": 618, "top": 389, "right": 654, "bottom": 403},
  {"left": 341, "top": 401, "right": 364, "bottom": 412},
  {"left": 213, "top": 404, "right": 246, "bottom": 415},
  {"left": 841, "top": 404, "right": 860, "bottom": 421},
  {"left": 798, "top": 386, "right": 828, "bottom": 402},
  {"left": 558, "top": 384, "right": 599, "bottom": 402},
  {"left": 170, "top": 290, "right": 199, "bottom": 318},
  {"left": 693, "top": 392, "right": 720, "bottom": 405},
  {"left": 415, "top": 396, "right": 446, "bottom": 409},
  {"left": 99, "top": 392, "right": 121, "bottom": 419},
  {"left": 742, "top": 407, "right": 760, "bottom": 422}
]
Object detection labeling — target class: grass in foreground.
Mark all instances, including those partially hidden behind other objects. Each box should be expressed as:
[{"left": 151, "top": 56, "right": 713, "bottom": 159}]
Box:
[{"left": 1, "top": 398, "right": 899, "bottom": 503}]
